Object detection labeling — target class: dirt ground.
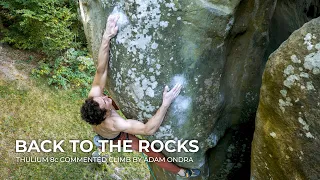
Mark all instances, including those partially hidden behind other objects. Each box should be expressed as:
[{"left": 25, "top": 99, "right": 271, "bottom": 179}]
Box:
[{"left": 0, "top": 43, "right": 43, "bottom": 82}]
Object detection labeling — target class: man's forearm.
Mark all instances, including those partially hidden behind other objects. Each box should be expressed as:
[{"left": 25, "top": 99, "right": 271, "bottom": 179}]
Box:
[
  {"left": 145, "top": 104, "right": 169, "bottom": 134},
  {"left": 88, "top": 14, "right": 118, "bottom": 96},
  {"left": 90, "top": 37, "right": 111, "bottom": 89},
  {"left": 97, "top": 37, "right": 111, "bottom": 73}
]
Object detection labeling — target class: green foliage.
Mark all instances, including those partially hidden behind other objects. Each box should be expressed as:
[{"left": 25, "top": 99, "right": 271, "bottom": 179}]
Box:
[
  {"left": 0, "top": 0, "right": 85, "bottom": 56},
  {"left": 32, "top": 48, "right": 95, "bottom": 97}
]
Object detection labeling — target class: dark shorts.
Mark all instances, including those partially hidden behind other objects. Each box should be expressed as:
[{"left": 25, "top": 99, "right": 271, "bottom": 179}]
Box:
[{"left": 93, "top": 132, "right": 128, "bottom": 148}]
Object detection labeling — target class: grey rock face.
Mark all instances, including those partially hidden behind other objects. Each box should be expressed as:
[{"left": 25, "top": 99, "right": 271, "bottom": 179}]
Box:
[
  {"left": 251, "top": 17, "right": 320, "bottom": 180},
  {"left": 266, "top": 0, "right": 320, "bottom": 59},
  {"left": 79, "top": 0, "right": 275, "bottom": 179}
]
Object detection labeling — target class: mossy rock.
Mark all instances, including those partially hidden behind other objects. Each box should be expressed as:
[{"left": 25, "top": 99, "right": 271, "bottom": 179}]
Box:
[{"left": 251, "top": 17, "right": 320, "bottom": 180}]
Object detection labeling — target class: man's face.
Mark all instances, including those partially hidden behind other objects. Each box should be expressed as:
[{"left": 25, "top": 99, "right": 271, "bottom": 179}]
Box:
[{"left": 93, "top": 96, "right": 113, "bottom": 110}]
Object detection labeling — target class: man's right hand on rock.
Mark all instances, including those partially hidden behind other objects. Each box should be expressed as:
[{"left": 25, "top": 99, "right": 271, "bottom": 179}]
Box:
[{"left": 162, "top": 83, "right": 182, "bottom": 107}]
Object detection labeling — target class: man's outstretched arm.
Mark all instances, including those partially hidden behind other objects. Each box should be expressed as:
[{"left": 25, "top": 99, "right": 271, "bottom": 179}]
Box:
[
  {"left": 113, "top": 84, "right": 182, "bottom": 135},
  {"left": 88, "top": 15, "right": 119, "bottom": 97}
]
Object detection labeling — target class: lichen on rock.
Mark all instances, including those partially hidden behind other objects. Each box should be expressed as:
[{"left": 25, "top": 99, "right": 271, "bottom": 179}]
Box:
[{"left": 251, "top": 17, "right": 320, "bottom": 180}]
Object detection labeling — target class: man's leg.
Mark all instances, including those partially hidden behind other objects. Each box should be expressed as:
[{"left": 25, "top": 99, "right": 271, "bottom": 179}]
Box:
[
  {"left": 94, "top": 133, "right": 200, "bottom": 177},
  {"left": 127, "top": 133, "right": 181, "bottom": 174}
]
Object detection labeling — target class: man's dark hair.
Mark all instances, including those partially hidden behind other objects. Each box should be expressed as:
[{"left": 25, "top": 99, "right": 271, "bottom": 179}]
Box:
[{"left": 80, "top": 97, "right": 107, "bottom": 125}]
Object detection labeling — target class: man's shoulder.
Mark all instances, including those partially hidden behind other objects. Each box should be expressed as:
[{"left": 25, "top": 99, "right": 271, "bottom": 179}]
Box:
[
  {"left": 103, "top": 115, "right": 131, "bottom": 132},
  {"left": 94, "top": 117, "right": 123, "bottom": 132},
  {"left": 105, "top": 115, "right": 126, "bottom": 123}
]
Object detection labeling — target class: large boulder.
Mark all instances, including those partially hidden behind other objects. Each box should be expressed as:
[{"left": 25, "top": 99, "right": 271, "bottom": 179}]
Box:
[
  {"left": 251, "top": 17, "right": 320, "bottom": 180},
  {"left": 78, "top": 0, "right": 275, "bottom": 179}
]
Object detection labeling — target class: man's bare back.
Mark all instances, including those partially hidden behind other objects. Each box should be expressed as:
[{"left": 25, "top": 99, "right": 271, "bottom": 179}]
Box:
[{"left": 92, "top": 106, "right": 123, "bottom": 139}]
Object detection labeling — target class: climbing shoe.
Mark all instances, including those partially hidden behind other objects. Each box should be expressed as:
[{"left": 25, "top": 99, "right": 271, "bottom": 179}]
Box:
[
  {"left": 91, "top": 150, "right": 102, "bottom": 164},
  {"left": 181, "top": 169, "right": 201, "bottom": 178}
]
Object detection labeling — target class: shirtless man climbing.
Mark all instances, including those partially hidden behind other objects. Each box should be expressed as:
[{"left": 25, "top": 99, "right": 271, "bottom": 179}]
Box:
[{"left": 80, "top": 14, "right": 200, "bottom": 178}]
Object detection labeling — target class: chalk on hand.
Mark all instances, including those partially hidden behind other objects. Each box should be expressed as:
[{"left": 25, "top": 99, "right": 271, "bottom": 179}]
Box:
[{"left": 111, "top": 5, "right": 129, "bottom": 31}]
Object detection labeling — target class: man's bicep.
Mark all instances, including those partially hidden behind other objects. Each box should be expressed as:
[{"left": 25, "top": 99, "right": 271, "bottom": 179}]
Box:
[
  {"left": 88, "top": 86, "right": 102, "bottom": 97},
  {"left": 114, "top": 118, "right": 148, "bottom": 135},
  {"left": 88, "top": 69, "right": 105, "bottom": 97}
]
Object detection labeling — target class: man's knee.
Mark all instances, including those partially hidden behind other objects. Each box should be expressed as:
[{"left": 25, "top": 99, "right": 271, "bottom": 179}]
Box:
[{"left": 93, "top": 135, "right": 103, "bottom": 149}]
